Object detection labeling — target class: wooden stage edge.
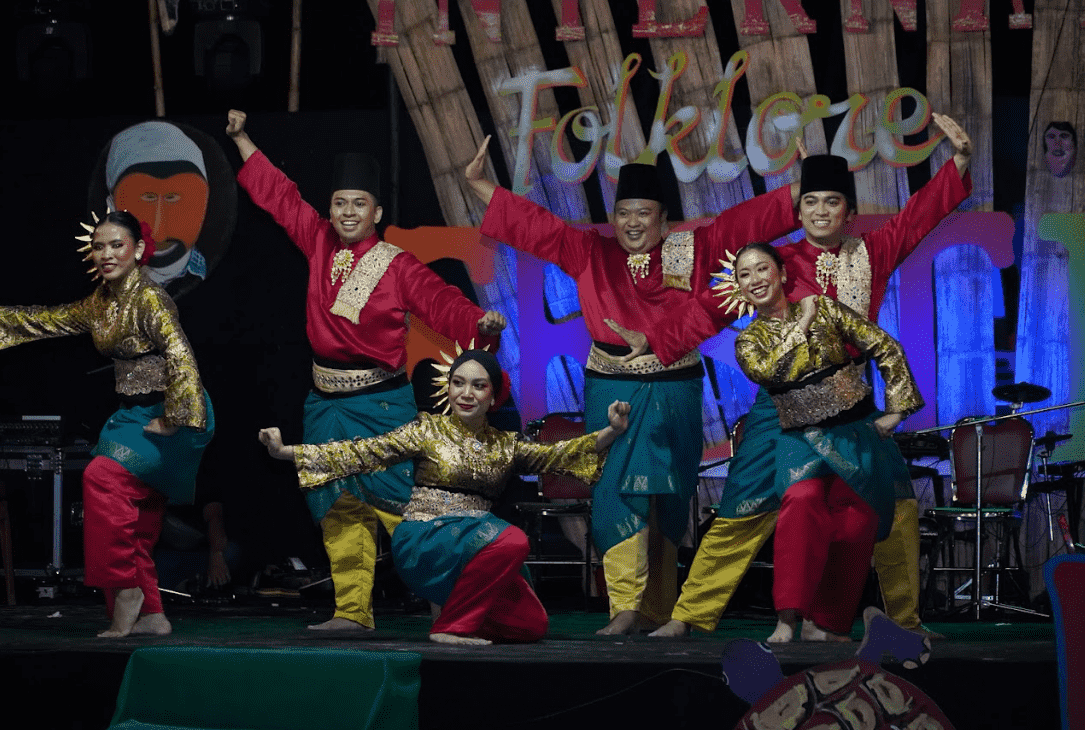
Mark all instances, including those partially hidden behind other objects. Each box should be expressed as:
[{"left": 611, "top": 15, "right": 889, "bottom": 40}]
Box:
[{"left": 0, "top": 602, "right": 1063, "bottom": 730}]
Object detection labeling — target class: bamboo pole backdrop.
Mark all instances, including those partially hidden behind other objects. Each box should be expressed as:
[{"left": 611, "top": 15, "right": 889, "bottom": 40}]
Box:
[
  {"left": 927, "top": 0, "right": 994, "bottom": 210},
  {"left": 365, "top": 0, "right": 490, "bottom": 228},
  {"left": 456, "top": 0, "right": 591, "bottom": 222},
  {"left": 643, "top": 1, "right": 752, "bottom": 218},
  {"left": 549, "top": 0, "right": 647, "bottom": 208}
]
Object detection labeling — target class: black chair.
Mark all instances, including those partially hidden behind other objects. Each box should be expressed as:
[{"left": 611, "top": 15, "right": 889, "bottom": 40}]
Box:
[
  {"left": 514, "top": 412, "right": 598, "bottom": 604},
  {"left": 926, "top": 416, "right": 1038, "bottom": 617}
]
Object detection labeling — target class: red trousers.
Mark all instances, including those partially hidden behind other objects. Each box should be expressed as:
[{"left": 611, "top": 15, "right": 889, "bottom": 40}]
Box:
[
  {"left": 774, "top": 475, "right": 878, "bottom": 634},
  {"left": 82, "top": 456, "right": 166, "bottom": 616},
  {"left": 430, "top": 526, "right": 548, "bottom": 642}
]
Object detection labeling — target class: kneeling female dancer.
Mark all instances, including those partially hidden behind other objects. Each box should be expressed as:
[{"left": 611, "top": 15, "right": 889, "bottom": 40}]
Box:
[
  {"left": 0, "top": 210, "right": 213, "bottom": 637},
  {"left": 261, "top": 349, "right": 629, "bottom": 644}
]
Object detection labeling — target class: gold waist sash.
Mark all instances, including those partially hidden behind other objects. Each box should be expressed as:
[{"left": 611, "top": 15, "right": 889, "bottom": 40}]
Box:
[
  {"left": 772, "top": 364, "right": 871, "bottom": 430},
  {"left": 585, "top": 344, "right": 700, "bottom": 377},
  {"left": 311, "top": 361, "right": 404, "bottom": 394},
  {"left": 403, "top": 486, "right": 492, "bottom": 522}
]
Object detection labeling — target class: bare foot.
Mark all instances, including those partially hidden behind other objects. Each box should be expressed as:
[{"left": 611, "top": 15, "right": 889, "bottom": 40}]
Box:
[
  {"left": 596, "top": 610, "right": 638, "bottom": 635},
  {"left": 801, "top": 619, "right": 852, "bottom": 642},
  {"left": 913, "top": 625, "right": 945, "bottom": 640},
  {"left": 635, "top": 614, "right": 663, "bottom": 633},
  {"left": 307, "top": 617, "right": 373, "bottom": 632},
  {"left": 130, "top": 613, "right": 172, "bottom": 635},
  {"left": 97, "top": 587, "right": 144, "bottom": 638},
  {"left": 767, "top": 619, "right": 796, "bottom": 643},
  {"left": 430, "top": 632, "right": 492, "bottom": 645},
  {"left": 648, "top": 619, "right": 691, "bottom": 638}
]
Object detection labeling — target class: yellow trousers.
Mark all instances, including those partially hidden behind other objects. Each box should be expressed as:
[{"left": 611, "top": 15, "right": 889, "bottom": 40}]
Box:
[
  {"left": 602, "top": 504, "right": 678, "bottom": 623},
  {"left": 872, "top": 499, "right": 922, "bottom": 629},
  {"left": 672, "top": 512, "right": 777, "bottom": 632},
  {"left": 319, "top": 493, "right": 402, "bottom": 628},
  {"left": 672, "top": 499, "right": 922, "bottom": 632}
]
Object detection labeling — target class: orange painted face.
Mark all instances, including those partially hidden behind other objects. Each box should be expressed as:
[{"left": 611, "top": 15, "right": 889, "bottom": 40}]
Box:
[{"left": 113, "top": 171, "right": 209, "bottom": 251}]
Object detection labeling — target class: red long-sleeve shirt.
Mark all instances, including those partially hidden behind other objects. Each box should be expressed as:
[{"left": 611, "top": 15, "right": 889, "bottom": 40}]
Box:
[{"left": 238, "top": 151, "right": 496, "bottom": 369}]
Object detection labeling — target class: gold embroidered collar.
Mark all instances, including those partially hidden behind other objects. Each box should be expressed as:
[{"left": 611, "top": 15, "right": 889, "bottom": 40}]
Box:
[
  {"left": 328, "top": 240, "right": 404, "bottom": 324},
  {"left": 811, "top": 237, "right": 871, "bottom": 317}
]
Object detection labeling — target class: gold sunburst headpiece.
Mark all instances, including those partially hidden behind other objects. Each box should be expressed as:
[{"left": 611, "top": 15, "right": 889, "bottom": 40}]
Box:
[
  {"left": 710, "top": 249, "right": 755, "bottom": 319},
  {"left": 431, "top": 339, "right": 489, "bottom": 414},
  {"left": 75, "top": 210, "right": 104, "bottom": 281}
]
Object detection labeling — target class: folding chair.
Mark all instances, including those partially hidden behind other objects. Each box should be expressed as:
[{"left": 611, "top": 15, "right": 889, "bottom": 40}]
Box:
[
  {"left": 926, "top": 416, "right": 1042, "bottom": 617},
  {"left": 514, "top": 412, "right": 597, "bottom": 604}
]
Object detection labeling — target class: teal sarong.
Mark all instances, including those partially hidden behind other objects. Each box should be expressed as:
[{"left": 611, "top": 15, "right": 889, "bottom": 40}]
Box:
[
  {"left": 718, "top": 387, "right": 782, "bottom": 519},
  {"left": 301, "top": 383, "right": 416, "bottom": 522},
  {"left": 775, "top": 410, "right": 912, "bottom": 541},
  {"left": 391, "top": 513, "right": 514, "bottom": 605},
  {"left": 91, "top": 390, "right": 215, "bottom": 506},
  {"left": 584, "top": 374, "right": 702, "bottom": 554}
]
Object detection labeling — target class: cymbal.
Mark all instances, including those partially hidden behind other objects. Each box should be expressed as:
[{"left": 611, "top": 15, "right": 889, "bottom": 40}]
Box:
[
  {"left": 992, "top": 382, "right": 1051, "bottom": 404},
  {"left": 1034, "top": 431, "right": 1073, "bottom": 451}
]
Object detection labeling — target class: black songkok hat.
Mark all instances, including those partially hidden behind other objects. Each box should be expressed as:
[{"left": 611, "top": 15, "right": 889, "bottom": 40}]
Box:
[
  {"left": 614, "top": 163, "right": 664, "bottom": 203},
  {"left": 799, "top": 155, "right": 856, "bottom": 210},
  {"left": 331, "top": 152, "right": 381, "bottom": 201}
]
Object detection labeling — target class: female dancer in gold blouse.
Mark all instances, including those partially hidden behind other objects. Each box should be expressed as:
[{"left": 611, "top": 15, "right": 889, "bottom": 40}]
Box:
[
  {"left": 730, "top": 242, "right": 922, "bottom": 642},
  {"left": 0, "top": 211, "right": 213, "bottom": 637},
  {"left": 261, "top": 349, "right": 629, "bottom": 644}
]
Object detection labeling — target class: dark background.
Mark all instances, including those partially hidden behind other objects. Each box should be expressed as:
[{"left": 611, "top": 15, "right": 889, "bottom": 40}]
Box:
[{"left": 0, "top": 1, "right": 1034, "bottom": 579}]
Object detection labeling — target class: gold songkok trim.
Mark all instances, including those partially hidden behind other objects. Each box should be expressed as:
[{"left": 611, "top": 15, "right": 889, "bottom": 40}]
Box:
[
  {"left": 329, "top": 241, "right": 403, "bottom": 324},
  {"left": 772, "top": 363, "right": 871, "bottom": 430},
  {"left": 661, "top": 230, "right": 694, "bottom": 291},
  {"left": 312, "top": 361, "right": 404, "bottom": 394},
  {"left": 814, "top": 236, "right": 871, "bottom": 316},
  {"left": 403, "top": 486, "right": 492, "bottom": 522},
  {"left": 115, "top": 354, "right": 168, "bottom": 396},
  {"left": 586, "top": 344, "right": 700, "bottom": 376}
]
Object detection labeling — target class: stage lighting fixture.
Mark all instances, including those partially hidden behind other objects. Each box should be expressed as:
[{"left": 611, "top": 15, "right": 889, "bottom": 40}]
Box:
[
  {"left": 15, "top": 18, "right": 90, "bottom": 90},
  {"left": 193, "top": 15, "right": 263, "bottom": 92}
]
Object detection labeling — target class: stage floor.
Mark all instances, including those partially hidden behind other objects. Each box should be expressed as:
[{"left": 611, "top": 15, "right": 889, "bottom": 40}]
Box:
[{"left": 0, "top": 596, "right": 1062, "bottom": 730}]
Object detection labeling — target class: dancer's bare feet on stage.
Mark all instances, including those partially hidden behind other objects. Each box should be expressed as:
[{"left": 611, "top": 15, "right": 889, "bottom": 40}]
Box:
[
  {"left": 648, "top": 619, "right": 691, "bottom": 638},
  {"left": 97, "top": 587, "right": 144, "bottom": 638},
  {"left": 307, "top": 617, "right": 373, "bottom": 632},
  {"left": 767, "top": 609, "right": 797, "bottom": 643},
  {"left": 130, "top": 613, "right": 172, "bottom": 635},
  {"left": 430, "top": 633, "right": 492, "bottom": 645},
  {"left": 596, "top": 610, "right": 638, "bottom": 635},
  {"left": 801, "top": 619, "right": 852, "bottom": 642},
  {"left": 635, "top": 614, "right": 662, "bottom": 633}
]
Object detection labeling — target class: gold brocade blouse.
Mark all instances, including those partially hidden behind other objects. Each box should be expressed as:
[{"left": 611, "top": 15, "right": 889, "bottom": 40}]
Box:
[
  {"left": 0, "top": 268, "right": 207, "bottom": 430},
  {"left": 735, "top": 296, "right": 923, "bottom": 429},
  {"left": 294, "top": 412, "right": 606, "bottom": 522}
]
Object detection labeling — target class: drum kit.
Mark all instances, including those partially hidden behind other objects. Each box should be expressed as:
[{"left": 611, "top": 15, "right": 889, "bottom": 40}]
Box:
[{"left": 896, "top": 382, "right": 1084, "bottom": 619}]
